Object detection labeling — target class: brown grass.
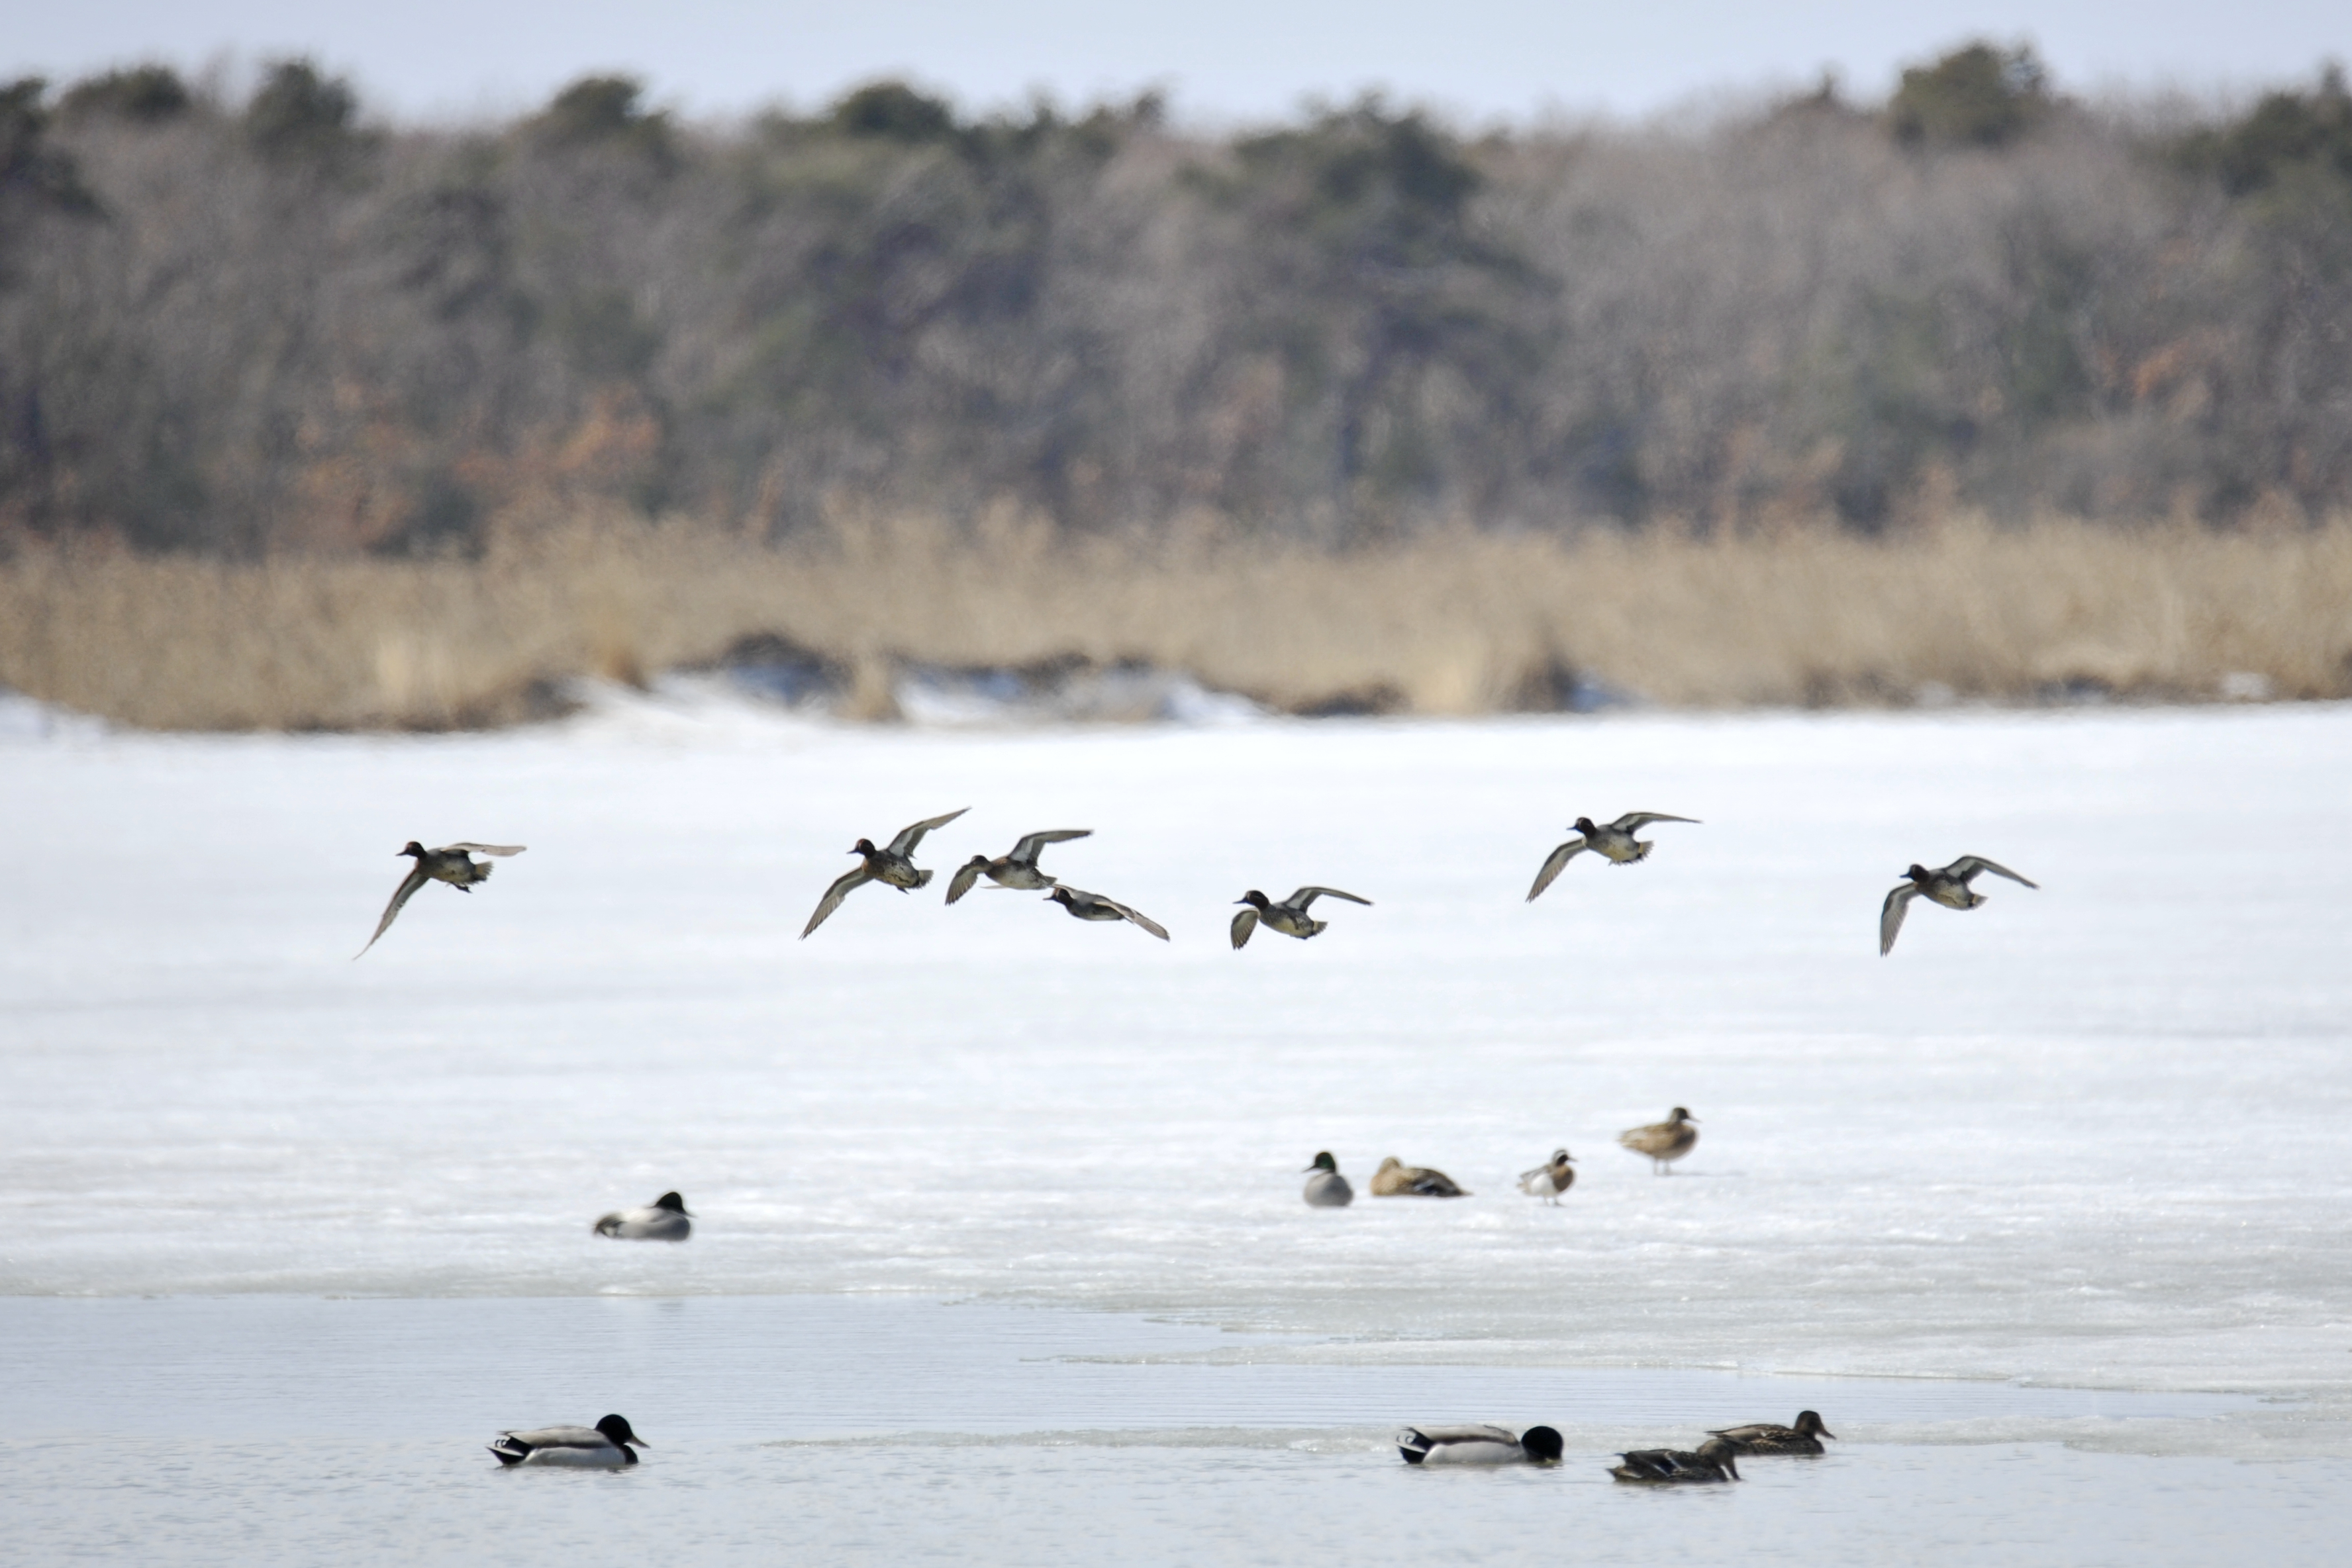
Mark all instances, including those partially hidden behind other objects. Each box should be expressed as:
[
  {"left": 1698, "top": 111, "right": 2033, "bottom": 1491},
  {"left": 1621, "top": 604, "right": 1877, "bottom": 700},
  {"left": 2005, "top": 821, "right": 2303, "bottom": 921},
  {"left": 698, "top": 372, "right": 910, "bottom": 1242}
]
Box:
[{"left": 5, "top": 509, "right": 2350, "bottom": 730}]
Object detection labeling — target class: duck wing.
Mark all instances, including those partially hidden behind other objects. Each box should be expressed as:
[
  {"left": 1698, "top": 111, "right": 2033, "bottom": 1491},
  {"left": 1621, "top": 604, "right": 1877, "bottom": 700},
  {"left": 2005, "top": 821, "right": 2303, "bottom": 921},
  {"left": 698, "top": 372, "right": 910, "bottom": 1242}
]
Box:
[
  {"left": 1288, "top": 887, "right": 1371, "bottom": 910},
  {"left": 440, "top": 842, "right": 526, "bottom": 856},
  {"left": 1009, "top": 828, "right": 1091, "bottom": 865},
  {"left": 944, "top": 859, "right": 987, "bottom": 905},
  {"left": 887, "top": 808, "right": 969, "bottom": 857},
  {"left": 1230, "top": 907, "right": 1258, "bottom": 949},
  {"left": 801, "top": 866, "right": 873, "bottom": 938},
  {"left": 1948, "top": 855, "right": 2037, "bottom": 889},
  {"left": 354, "top": 862, "right": 432, "bottom": 958},
  {"left": 1104, "top": 896, "right": 1170, "bottom": 941},
  {"left": 1526, "top": 840, "right": 1586, "bottom": 901},
  {"left": 1879, "top": 882, "right": 1917, "bottom": 956},
  {"left": 1611, "top": 812, "right": 1698, "bottom": 831}
]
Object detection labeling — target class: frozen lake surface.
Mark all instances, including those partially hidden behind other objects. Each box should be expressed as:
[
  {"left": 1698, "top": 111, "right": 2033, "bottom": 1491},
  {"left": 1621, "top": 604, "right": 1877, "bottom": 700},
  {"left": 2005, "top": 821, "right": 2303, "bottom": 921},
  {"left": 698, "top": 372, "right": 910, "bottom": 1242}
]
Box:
[{"left": 3, "top": 692, "right": 2349, "bottom": 1559}]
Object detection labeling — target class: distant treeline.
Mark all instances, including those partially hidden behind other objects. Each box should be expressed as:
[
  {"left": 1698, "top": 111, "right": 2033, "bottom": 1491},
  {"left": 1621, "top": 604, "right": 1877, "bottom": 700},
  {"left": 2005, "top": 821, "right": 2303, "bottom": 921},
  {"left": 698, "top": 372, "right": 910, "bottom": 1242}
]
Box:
[{"left": 3, "top": 46, "right": 2351, "bottom": 556}]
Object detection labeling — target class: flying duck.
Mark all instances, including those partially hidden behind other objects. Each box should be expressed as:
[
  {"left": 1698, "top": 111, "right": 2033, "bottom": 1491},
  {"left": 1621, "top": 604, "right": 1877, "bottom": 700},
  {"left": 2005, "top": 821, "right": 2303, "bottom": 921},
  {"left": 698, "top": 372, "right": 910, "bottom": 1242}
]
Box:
[
  {"left": 1618, "top": 1108, "right": 1698, "bottom": 1174},
  {"left": 1610, "top": 1437, "right": 1741, "bottom": 1483},
  {"left": 945, "top": 828, "right": 1092, "bottom": 903},
  {"left": 1302, "top": 1151, "right": 1354, "bottom": 1207},
  {"left": 1517, "top": 1149, "right": 1577, "bottom": 1204},
  {"left": 355, "top": 841, "right": 526, "bottom": 957},
  {"left": 488, "top": 1414, "right": 647, "bottom": 1468},
  {"left": 1710, "top": 1410, "right": 1836, "bottom": 1455},
  {"left": 1369, "top": 1156, "right": 1469, "bottom": 1197},
  {"left": 1526, "top": 812, "right": 1700, "bottom": 901},
  {"left": 1880, "top": 856, "right": 2039, "bottom": 955},
  {"left": 1230, "top": 886, "right": 1373, "bottom": 948},
  {"left": 593, "top": 1191, "right": 691, "bottom": 1242},
  {"left": 1044, "top": 885, "right": 1169, "bottom": 940},
  {"left": 801, "top": 808, "right": 969, "bottom": 938},
  {"left": 1397, "top": 1424, "right": 1565, "bottom": 1465}
]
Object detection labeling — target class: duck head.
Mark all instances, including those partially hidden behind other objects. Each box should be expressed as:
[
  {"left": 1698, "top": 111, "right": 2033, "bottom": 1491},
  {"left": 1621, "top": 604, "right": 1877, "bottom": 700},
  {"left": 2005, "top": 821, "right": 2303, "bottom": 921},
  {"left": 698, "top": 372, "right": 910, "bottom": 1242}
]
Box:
[
  {"left": 1519, "top": 1425, "right": 1565, "bottom": 1463},
  {"left": 652, "top": 1191, "right": 691, "bottom": 1216},
  {"left": 1551, "top": 1148, "right": 1575, "bottom": 1166},
  {"left": 1793, "top": 1410, "right": 1835, "bottom": 1440},
  {"left": 1046, "top": 887, "right": 1076, "bottom": 909},
  {"left": 1669, "top": 1107, "right": 1696, "bottom": 1124},
  {"left": 1906, "top": 862, "right": 1931, "bottom": 882},
  {"left": 1572, "top": 816, "right": 1598, "bottom": 834},
  {"left": 1694, "top": 1436, "right": 1740, "bottom": 1479},
  {"left": 399, "top": 841, "right": 426, "bottom": 858},
  {"left": 595, "top": 1414, "right": 646, "bottom": 1448},
  {"left": 1236, "top": 890, "right": 1271, "bottom": 910},
  {"left": 852, "top": 838, "right": 879, "bottom": 856},
  {"left": 1303, "top": 1151, "right": 1340, "bottom": 1175}
]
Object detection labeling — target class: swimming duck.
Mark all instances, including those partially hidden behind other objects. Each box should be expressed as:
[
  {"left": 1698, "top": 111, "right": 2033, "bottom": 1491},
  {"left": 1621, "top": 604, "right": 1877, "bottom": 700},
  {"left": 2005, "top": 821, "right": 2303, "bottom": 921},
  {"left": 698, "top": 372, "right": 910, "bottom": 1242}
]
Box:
[
  {"left": 1231, "top": 886, "right": 1373, "bottom": 948},
  {"left": 1526, "top": 812, "right": 1700, "bottom": 901},
  {"left": 801, "top": 808, "right": 969, "bottom": 938},
  {"left": 1610, "top": 1436, "right": 1741, "bottom": 1483},
  {"left": 1397, "top": 1424, "right": 1565, "bottom": 1465},
  {"left": 1517, "top": 1149, "right": 1577, "bottom": 1204},
  {"left": 945, "top": 828, "right": 1092, "bottom": 904},
  {"left": 355, "top": 841, "right": 526, "bottom": 957},
  {"left": 1880, "top": 856, "right": 2039, "bottom": 955},
  {"left": 1044, "top": 884, "right": 1169, "bottom": 940},
  {"left": 488, "top": 1414, "right": 647, "bottom": 1467},
  {"left": 1618, "top": 1108, "right": 1699, "bottom": 1174},
  {"left": 1710, "top": 1410, "right": 1836, "bottom": 1455},
  {"left": 593, "top": 1191, "right": 691, "bottom": 1242},
  {"left": 1369, "top": 1155, "right": 1469, "bottom": 1197},
  {"left": 1302, "top": 1151, "right": 1354, "bottom": 1207}
]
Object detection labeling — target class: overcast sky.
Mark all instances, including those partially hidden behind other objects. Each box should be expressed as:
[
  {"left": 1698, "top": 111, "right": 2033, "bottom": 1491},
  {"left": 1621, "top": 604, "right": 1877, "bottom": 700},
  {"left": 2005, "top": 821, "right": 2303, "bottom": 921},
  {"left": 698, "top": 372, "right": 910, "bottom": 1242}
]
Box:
[{"left": 10, "top": 2, "right": 2346, "bottom": 126}]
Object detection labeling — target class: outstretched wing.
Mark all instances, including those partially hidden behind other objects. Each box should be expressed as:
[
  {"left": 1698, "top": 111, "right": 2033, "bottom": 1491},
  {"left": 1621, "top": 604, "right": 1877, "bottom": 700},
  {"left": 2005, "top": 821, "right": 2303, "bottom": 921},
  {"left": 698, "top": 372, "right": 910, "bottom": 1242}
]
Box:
[
  {"left": 1879, "top": 883, "right": 1916, "bottom": 956},
  {"left": 1230, "top": 907, "right": 1258, "bottom": 949},
  {"left": 1526, "top": 840, "right": 1585, "bottom": 902},
  {"left": 802, "top": 866, "right": 873, "bottom": 938},
  {"left": 355, "top": 863, "right": 432, "bottom": 958},
  {"left": 1949, "top": 855, "right": 2037, "bottom": 889},
  {"left": 440, "top": 842, "right": 526, "bottom": 856},
  {"left": 944, "top": 860, "right": 985, "bottom": 905},
  {"left": 1106, "top": 897, "right": 1170, "bottom": 941},
  {"left": 1009, "top": 828, "right": 1091, "bottom": 865},
  {"left": 887, "top": 808, "right": 969, "bottom": 858},
  {"left": 1610, "top": 813, "right": 1699, "bottom": 831},
  {"left": 1289, "top": 886, "right": 1371, "bottom": 910}
]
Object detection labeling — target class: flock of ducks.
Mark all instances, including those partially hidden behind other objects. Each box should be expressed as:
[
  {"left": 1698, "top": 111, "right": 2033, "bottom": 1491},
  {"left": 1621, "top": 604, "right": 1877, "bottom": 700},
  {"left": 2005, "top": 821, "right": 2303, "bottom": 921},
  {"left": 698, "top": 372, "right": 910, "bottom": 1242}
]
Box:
[
  {"left": 349, "top": 805, "right": 2022, "bottom": 1476},
  {"left": 356, "top": 810, "right": 2037, "bottom": 957}
]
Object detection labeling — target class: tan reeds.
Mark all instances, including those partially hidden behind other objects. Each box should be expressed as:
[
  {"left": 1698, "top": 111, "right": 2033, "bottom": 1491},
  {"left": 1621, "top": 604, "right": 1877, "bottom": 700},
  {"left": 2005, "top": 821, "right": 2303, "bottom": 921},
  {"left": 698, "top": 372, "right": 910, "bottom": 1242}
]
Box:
[{"left": 4, "top": 510, "right": 2349, "bottom": 730}]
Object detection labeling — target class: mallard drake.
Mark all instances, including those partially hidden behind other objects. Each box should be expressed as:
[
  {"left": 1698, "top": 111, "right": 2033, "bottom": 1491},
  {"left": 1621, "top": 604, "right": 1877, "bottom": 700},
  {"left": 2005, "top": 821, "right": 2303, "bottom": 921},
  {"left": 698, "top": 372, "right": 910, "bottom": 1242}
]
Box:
[
  {"left": 1710, "top": 1410, "right": 1836, "bottom": 1455},
  {"left": 945, "top": 829, "right": 1092, "bottom": 903},
  {"left": 1517, "top": 1149, "right": 1576, "bottom": 1204},
  {"left": 1397, "top": 1424, "right": 1564, "bottom": 1465},
  {"left": 593, "top": 1191, "right": 691, "bottom": 1242},
  {"left": 801, "top": 808, "right": 968, "bottom": 938},
  {"left": 1618, "top": 1108, "right": 1698, "bottom": 1174},
  {"left": 1526, "top": 813, "right": 1700, "bottom": 901},
  {"left": 355, "top": 841, "right": 526, "bottom": 957},
  {"left": 1044, "top": 885, "right": 1169, "bottom": 940},
  {"left": 1880, "top": 856, "right": 2039, "bottom": 955},
  {"left": 1231, "top": 886, "right": 1372, "bottom": 948},
  {"left": 1369, "top": 1155, "right": 1469, "bottom": 1197},
  {"left": 1610, "top": 1437, "right": 1740, "bottom": 1483},
  {"left": 1302, "top": 1151, "right": 1354, "bottom": 1207},
  {"left": 488, "top": 1414, "right": 646, "bottom": 1467}
]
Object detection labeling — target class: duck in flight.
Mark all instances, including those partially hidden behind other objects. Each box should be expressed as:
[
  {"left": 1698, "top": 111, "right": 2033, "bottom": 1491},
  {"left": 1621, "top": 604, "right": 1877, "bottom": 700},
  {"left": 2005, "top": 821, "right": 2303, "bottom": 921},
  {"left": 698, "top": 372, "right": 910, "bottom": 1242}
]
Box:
[
  {"left": 1880, "top": 856, "right": 2038, "bottom": 955},
  {"left": 1618, "top": 1107, "right": 1698, "bottom": 1174},
  {"left": 1517, "top": 1148, "right": 1577, "bottom": 1204},
  {"left": 1710, "top": 1410, "right": 1836, "bottom": 1455},
  {"left": 1230, "top": 886, "right": 1372, "bottom": 948},
  {"left": 355, "top": 841, "right": 526, "bottom": 957},
  {"left": 1610, "top": 1437, "right": 1741, "bottom": 1483},
  {"left": 1045, "top": 885, "right": 1169, "bottom": 940},
  {"left": 945, "top": 829, "right": 1091, "bottom": 903},
  {"left": 594, "top": 1191, "right": 691, "bottom": 1242},
  {"left": 1526, "top": 812, "right": 1700, "bottom": 901},
  {"left": 488, "top": 1414, "right": 648, "bottom": 1468},
  {"left": 801, "top": 808, "right": 968, "bottom": 938}
]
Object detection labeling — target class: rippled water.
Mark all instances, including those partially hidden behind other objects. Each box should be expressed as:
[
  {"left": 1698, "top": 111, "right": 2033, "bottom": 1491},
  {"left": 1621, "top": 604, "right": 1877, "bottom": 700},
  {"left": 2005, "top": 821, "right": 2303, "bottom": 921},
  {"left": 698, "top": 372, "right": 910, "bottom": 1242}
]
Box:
[{"left": 3, "top": 695, "right": 2348, "bottom": 1559}]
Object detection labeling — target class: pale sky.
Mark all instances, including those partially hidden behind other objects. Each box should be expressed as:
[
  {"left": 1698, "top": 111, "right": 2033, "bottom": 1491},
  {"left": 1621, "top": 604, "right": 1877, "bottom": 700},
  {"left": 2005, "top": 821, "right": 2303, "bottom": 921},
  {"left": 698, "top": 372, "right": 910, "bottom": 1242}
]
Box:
[{"left": 9, "top": 1, "right": 2345, "bottom": 126}]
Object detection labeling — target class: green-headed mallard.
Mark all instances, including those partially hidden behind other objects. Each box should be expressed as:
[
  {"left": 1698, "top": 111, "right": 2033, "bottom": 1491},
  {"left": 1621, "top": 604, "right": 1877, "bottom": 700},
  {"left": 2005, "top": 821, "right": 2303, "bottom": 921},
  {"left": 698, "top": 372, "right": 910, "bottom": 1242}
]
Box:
[
  {"left": 593, "top": 1191, "right": 691, "bottom": 1242},
  {"left": 1398, "top": 1424, "right": 1564, "bottom": 1465},
  {"left": 1302, "top": 1151, "right": 1353, "bottom": 1207},
  {"left": 488, "top": 1414, "right": 646, "bottom": 1467}
]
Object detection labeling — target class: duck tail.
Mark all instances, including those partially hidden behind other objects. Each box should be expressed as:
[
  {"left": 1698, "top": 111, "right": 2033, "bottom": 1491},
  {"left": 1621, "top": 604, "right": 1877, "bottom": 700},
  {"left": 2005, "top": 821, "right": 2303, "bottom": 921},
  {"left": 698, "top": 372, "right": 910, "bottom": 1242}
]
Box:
[{"left": 913, "top": 868, "right": 934, "bottom": 888}]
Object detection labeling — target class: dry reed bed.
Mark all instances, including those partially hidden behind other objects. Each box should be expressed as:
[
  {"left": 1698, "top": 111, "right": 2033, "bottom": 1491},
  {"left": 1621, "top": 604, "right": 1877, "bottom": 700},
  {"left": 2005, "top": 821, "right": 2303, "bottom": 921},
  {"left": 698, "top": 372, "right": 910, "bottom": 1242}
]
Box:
[{"left": 4, "top": 516, "right": 2349, "bottom": 731}]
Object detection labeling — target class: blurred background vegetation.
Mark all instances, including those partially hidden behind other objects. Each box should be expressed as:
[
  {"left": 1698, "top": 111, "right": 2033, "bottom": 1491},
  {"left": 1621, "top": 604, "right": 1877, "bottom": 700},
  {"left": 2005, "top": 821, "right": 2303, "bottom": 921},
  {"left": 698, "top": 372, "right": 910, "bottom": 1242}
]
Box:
[{"left": 3, "top": 43, "right": 2349, "bottom": 560}]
